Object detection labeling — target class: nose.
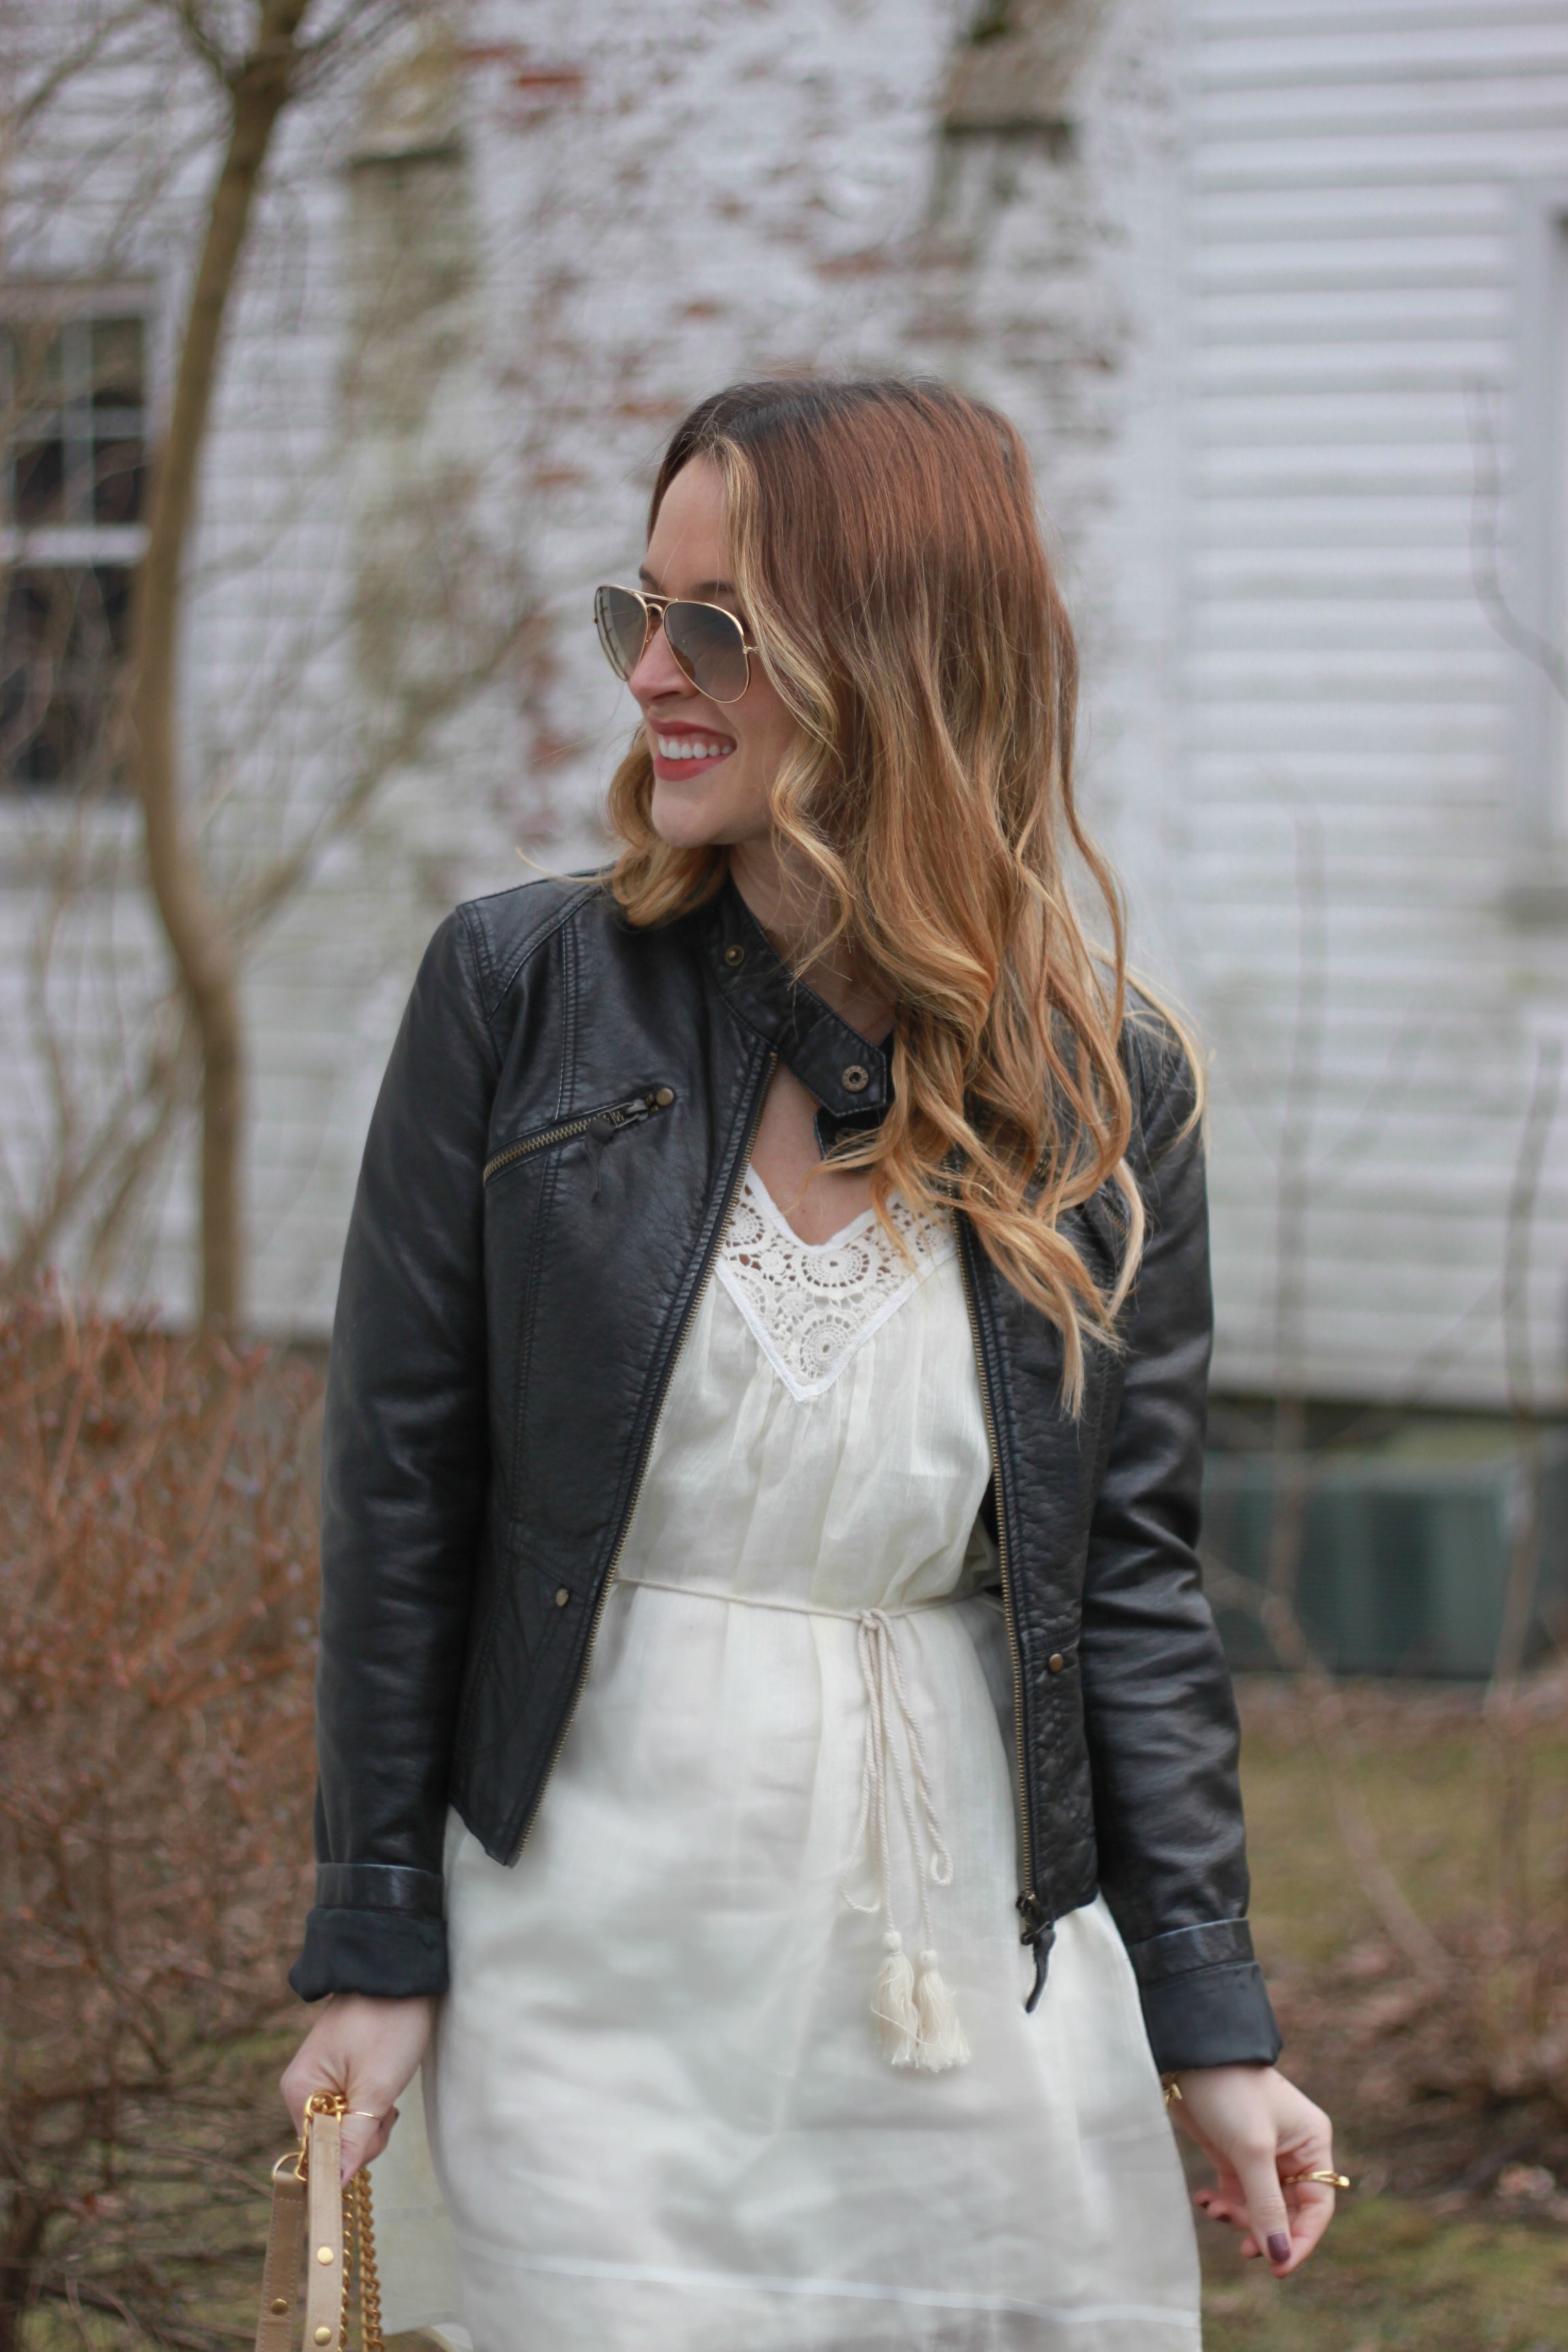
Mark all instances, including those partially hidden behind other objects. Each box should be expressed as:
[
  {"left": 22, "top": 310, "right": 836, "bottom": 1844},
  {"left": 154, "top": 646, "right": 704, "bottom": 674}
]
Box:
[{"left": 627, "top": 611, "right": 690, "bottom": 707}]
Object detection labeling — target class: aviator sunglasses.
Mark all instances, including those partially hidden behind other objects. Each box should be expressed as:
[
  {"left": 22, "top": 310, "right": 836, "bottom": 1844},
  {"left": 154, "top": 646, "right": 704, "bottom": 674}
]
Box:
[{"left": 594, "top": 583, "right": 757, "bottom": 705}]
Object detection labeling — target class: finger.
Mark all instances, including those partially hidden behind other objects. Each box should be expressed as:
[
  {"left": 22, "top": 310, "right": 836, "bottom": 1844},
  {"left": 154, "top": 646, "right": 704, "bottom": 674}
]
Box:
[
  {"left": 338, "top": 2107, "right": 396, "bottom": 2184},
  {"left": 1284, "top": 2182, "right": 1336, "bottom": 2264},
  {"left": 1233, "top": 2147, "right": 1294, "bottom": 2275},
  {"left": 280, "top": 2052, "right": 340, "bottom": 2137},
  {"left": 1192, "top": 2187, "right": 1248, "bottom": 2231}
]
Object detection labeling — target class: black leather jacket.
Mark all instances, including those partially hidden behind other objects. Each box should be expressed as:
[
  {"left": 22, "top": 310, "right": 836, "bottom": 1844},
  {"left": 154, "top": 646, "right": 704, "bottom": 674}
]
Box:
[{"left": 290, "top": 875, "right": 1282, "bottom": 2073}]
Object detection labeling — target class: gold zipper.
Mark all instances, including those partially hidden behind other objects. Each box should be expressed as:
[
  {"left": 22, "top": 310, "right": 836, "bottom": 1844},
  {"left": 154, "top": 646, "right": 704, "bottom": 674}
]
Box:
[
  {"left": 958, "top": 1230, "right": 1042, "bottom": 1954},
  {"left": 483, "top": 1087, "right": 674, "bottom": 1187},
  {"left": 508, "top": 1051, "right": 779, "bottom": 1862}
]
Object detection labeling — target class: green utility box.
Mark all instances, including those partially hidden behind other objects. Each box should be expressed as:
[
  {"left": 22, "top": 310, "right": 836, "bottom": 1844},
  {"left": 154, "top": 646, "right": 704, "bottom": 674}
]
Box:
[{"left": 1200, "top": 1423, "right": 1568, "bottom": 1678}]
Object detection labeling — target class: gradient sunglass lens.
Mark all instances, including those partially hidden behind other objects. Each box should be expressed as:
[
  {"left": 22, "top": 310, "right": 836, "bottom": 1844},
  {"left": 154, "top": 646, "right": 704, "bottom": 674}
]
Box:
[
  {"left": 663, "top": 601, "right": 750, "bottom": 703},
  {"left": 594, "top": 584, "right": 648, "bottom": 681}
]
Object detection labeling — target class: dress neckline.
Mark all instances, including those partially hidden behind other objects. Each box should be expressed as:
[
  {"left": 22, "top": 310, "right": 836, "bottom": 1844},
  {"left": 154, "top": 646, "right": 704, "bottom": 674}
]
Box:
[{"left": 742, "top": 1165, "right": 880, "bottom": 1255}]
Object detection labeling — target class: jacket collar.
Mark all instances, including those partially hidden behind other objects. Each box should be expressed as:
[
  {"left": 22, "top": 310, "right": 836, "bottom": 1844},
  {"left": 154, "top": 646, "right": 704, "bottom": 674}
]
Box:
[{"left": 701, "top": 878, "right": 890, "bottom": 1119}]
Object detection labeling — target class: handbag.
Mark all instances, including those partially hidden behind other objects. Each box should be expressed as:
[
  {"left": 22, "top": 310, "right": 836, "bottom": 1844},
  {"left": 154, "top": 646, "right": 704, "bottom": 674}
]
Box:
[{"left": 255, "top": 2092, "right": 384, "bottom": 2352}]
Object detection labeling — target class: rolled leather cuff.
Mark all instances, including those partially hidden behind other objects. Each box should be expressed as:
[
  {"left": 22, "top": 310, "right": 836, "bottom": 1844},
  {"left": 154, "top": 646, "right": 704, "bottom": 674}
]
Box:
[
  {"left": 288, "top": 1904, "right": 449, "bottom": 2003},
  {"left": 1138, "top": 1960, "right": 1282, "bottom": 2071},
  {"left": 312, "top": 1862, "right": 445, "bottom": 1916},
  {"left": 1125, "top": 1919, "right": 1283, "bottom": 2071}
]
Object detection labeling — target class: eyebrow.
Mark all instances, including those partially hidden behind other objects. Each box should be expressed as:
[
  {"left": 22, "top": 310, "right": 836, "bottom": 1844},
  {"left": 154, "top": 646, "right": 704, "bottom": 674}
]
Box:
[{"left": 637, "top": 564, "right": 738, "bottom": 600}]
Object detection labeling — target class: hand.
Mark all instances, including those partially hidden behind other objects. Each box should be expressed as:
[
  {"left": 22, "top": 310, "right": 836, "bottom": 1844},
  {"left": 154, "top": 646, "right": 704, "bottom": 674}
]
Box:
[
  {"left": 281, "top": 1994, "right": 435, "bottom": 2183},
  {"left": 1170, "top": 2062, "right": 1337, "bottom": 2277}
]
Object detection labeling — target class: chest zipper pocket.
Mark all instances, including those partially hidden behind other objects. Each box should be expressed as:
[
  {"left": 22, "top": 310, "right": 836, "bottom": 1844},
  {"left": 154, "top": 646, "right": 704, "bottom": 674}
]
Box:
[{"left": 483, "top": 1086, "right": 676, "bottom": 1193}]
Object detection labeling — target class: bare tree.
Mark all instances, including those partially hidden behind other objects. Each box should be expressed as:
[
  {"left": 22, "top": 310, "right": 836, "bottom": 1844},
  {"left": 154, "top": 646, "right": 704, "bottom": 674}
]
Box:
[
  {"left": 130, "top": 0, "right": 325, "bottom": 1328},
  {"left": 0, "top": 4, "right": 576, "bottom": 1324}
]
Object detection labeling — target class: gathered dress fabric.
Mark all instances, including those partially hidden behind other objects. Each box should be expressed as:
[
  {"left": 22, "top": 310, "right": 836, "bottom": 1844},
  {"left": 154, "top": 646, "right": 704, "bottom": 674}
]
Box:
[{"left": 368, "top": 1174, "right": 1201, "bottom": 2351}]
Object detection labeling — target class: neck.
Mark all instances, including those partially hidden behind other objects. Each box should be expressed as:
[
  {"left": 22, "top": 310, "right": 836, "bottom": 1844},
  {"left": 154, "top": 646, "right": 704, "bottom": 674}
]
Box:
[{"left": 727, "top": 839, "right": 894, "bottom": 1041}]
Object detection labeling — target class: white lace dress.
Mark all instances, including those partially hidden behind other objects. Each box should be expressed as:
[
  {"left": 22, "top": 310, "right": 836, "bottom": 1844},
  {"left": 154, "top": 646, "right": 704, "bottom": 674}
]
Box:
[{"left": 368, "top": 1174, "right": 1201, "bottom": 2351}]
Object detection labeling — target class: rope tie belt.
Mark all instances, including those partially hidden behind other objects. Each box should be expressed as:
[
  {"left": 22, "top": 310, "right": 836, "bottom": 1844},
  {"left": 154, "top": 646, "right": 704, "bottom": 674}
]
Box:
[{"left": 616, "top": 1574, "right": 972, "bottom": 2074}]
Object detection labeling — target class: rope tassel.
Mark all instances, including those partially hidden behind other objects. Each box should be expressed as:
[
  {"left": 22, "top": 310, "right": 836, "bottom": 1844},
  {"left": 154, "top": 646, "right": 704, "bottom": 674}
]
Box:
[
  {"left": 845, "top": 1608, "right": 971, "bottom": 2076},
  {"left": 914, "top": 1948, "right": 971, "bottom": 2071},
  {"left": 873, "top": 1930, "right": 920, "bottom": 2065}
]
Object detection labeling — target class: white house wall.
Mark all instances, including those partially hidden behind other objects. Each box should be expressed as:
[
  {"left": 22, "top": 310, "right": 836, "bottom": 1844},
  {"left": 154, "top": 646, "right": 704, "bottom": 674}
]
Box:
[
  {"left": 1180, "top": 0, "right": 1568, "bottom": 1406},
  {"left": 3, "top": 0, "right": 1564, "bottom": 1409}
]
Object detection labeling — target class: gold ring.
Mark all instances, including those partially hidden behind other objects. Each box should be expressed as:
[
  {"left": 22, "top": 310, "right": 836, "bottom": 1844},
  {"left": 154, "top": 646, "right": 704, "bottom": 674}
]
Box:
[{"left": 1284, "top": 2168, "right": 1350, "bottom": 2190}]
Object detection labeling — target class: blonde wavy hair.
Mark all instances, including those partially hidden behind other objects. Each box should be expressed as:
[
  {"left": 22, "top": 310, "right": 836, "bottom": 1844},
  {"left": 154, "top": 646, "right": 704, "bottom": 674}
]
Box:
[{"left": 607, "top": 377, "right": 1194, "bottom": 1410}]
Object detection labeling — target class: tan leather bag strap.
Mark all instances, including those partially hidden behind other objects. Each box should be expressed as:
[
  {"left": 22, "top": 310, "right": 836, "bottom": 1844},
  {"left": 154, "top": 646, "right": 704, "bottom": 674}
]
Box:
[
  {"left": 255, "top": 2097, "right": 382, "bottom": 2352},
  {"left": 255, "top": 2154, "right": 307, "bottom": 2352},
  {"left": 305, "top": 2107, "right": 345, "bottom": 2350}
]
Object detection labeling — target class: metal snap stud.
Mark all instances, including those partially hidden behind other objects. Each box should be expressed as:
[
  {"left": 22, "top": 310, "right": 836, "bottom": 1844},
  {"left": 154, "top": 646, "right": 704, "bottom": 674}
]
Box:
[
  {"left": 1048, "top": 1652, "right": 1065, "bottom": 1674},
  {"left": 722, "top": 943, "right": 745, "bottom": 968},
  {"left": 270, "top": 2300, "right": 289, "bottom": 2317},
  {"left": 316, "top": 2247, "right": 335, "bottom": 2265},
  {"left": 314, "top": 2329, "right": 333, "bottom": 2345},
  {"left": 555, "top": 1587, "right": 571, "bottom": 1608},
  {"left": 654, "top": 1086, "right": 675, "bottom": 1107},
  {"left": 841, "top": 1064, "right": 869, "bottom": 1093}
]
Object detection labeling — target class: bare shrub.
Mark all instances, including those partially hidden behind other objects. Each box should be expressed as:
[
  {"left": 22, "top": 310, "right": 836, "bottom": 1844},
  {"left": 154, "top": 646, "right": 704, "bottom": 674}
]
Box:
[{"left": 0, "top": 1297, "right": 319, "bottom": 2351}]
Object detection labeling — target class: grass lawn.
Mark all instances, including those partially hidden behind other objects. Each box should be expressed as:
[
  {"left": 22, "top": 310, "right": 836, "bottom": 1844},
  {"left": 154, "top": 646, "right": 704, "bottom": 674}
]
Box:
[
  {"left": 379, "top": 2205, "right": 1568, "bottom": 2352},
  {"left": 1200, "top": 2195, "right": 1568, "bottom": 2351}
]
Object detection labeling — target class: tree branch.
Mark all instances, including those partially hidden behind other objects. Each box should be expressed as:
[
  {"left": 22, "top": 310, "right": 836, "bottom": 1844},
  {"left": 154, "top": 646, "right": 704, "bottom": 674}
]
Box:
[{"left": 127, "top": 0, "right": 315, "bottom": 1326}]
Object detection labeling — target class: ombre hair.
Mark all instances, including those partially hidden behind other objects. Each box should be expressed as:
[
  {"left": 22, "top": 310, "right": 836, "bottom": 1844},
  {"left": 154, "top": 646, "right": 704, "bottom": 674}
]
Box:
[{"left": 607, "top": 376, "right": 1197, "bottom": 1409}]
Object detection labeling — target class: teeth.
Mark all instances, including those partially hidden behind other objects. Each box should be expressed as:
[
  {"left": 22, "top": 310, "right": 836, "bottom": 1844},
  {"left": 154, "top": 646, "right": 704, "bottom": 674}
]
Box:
[{"left": 656, "top": 737, "right": 730, "bottom": 761}]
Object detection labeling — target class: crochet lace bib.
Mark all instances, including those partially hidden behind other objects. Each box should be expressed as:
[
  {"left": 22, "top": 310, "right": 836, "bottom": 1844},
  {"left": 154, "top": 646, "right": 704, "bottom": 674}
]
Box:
[{"left": 715, "top": 1172, "right": 957, "bottom": 1404}]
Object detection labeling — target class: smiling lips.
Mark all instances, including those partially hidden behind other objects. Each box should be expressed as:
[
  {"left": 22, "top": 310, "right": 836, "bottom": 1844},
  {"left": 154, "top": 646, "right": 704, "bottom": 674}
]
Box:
[{"left": 651, "top": 732, "right": 734, "bottom": 777}]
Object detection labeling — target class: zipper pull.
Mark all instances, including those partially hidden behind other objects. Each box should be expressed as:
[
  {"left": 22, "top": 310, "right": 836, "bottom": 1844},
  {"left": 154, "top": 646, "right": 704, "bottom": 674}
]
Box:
[
  {"left": 586, "top": 1115, "right": 617, "bottom": 1201},
  {"left": 586, "top": 1090, "right": 674, "bottom": 1199},
  {"left": 1017, "top": 1893, "right": 1053, "bottom": 2014}
]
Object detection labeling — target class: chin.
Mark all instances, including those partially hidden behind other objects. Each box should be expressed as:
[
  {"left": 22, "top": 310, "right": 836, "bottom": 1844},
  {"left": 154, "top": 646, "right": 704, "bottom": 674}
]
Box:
[{"left": 649, "top": 783, "right": 744, "bottom": 851}]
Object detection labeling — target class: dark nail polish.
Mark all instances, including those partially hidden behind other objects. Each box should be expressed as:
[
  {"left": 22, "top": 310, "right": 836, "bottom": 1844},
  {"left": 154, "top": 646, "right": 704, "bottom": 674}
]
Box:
[{"left": 1267, "top": 2233, "right": 1290, "bottom": 2266}]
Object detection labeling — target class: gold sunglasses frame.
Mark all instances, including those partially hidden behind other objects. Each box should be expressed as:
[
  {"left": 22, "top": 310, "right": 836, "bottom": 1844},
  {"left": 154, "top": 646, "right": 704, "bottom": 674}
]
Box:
[{"left": 594, "top": 585, "right": 758, "bottom": 705}]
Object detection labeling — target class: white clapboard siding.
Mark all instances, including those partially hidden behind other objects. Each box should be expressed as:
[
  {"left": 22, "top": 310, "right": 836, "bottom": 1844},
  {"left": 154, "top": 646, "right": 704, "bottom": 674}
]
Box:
[
  {"left": 4, "top": 0, "right": 1564, "bottom": 1411},
  {"left": 1180, "top": 0, "right": 1568, "bottom": 1406}
]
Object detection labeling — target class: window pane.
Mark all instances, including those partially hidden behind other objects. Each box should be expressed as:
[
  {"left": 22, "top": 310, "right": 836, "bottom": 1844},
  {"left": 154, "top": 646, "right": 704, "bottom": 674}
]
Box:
[
  {"left": 90, "top": 316, "right": 143, "bottom": 408},
  {"left": 89, "top": 318, "right": 146, "bottom": 523},
  {"left": 1, "top": 564, "right": 132, "bottom": 791},
  {"left": 93, "top": 437, "right": 144, "bottom": 525},
  {"left": 7, "top": 324, "right": 65, "bottom": 444},
  {"left": 14, "top": 435, "right": 66, "bottom": 525},
  {"left": 7, "top": 323, "right": 67, "bottom": 524},
  {"left": 11, "top": 323, "right": 65, "bottom": 401}
]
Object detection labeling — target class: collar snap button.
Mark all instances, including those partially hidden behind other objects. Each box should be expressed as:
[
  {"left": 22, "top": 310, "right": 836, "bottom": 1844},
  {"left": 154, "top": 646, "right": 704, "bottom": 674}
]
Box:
[
  {"left": 841, "top": 1063, "right": 870, "bottom": 1093},
  {"left": 722, "top": 943, "right": 745, "bottom": 968},
  {"left": 1048, "top": 1652, "right": 1065, "bottom": 1674}
]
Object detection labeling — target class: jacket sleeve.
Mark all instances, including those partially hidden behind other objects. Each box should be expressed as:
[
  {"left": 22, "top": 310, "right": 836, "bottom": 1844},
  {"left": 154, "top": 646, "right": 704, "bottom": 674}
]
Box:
[
  {"left": 1080, "top": 1023, "right": 1282, "bottom": 2072},
  {"left": 289, "top": 907, "right": 500, "bottom": 2001}
]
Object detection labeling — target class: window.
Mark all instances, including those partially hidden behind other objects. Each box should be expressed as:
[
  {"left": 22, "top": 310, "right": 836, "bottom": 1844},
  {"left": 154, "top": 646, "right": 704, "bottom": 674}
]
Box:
[{"left": 0, "top": 303, "right": 148, "bottom": 793}]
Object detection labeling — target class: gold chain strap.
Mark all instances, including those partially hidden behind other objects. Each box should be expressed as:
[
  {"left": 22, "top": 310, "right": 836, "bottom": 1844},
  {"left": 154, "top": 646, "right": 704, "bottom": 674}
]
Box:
[{"left": 342, "top": 2166, "right": 384, "bottom": 2352}]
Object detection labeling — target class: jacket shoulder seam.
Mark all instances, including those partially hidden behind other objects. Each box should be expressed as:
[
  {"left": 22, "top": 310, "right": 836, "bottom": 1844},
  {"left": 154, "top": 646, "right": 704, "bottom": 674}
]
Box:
[
  {"left": 460, "top": 878, "right": 606, "bottom": 1029},
  {"left": 452, "top": 901, "right": 503, "bottom": 1055}
]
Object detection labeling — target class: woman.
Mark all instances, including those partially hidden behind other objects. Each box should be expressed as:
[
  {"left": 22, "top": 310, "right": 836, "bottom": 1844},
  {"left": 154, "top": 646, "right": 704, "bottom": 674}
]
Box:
[{"left": 283, "top": 377, "right": 1338, "bottom": 2351}]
